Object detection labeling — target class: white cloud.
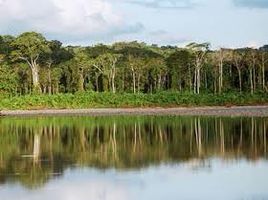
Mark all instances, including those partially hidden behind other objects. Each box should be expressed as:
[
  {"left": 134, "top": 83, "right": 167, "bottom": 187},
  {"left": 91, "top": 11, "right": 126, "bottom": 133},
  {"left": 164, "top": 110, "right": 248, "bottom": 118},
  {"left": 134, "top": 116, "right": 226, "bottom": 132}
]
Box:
[
  {"left": 125, "top": 0, "right": 197, "bottom": 9},
  {"left": 247, "top": 41, "right": 259, "bottom": 48},
  {"left": 0, "top": 0, "right": 143, "bottom": 43},
  {"left": 0, "top": 0, "right": 266, "bottom": 46}
]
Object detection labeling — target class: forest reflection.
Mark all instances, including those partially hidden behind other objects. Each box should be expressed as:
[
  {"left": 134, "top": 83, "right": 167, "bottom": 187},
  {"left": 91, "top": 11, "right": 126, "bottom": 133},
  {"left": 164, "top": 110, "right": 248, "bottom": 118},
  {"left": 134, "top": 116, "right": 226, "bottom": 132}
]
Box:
[{"left": 0, "top": 116, "right": 267, "bottom": 188}]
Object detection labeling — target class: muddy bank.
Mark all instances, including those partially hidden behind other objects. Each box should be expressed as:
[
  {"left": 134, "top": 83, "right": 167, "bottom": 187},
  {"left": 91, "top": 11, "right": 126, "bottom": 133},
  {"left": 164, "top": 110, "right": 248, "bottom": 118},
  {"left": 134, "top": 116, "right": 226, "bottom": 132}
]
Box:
[{"left": 1, "top": 106, "right": 268, "bottom": 117}]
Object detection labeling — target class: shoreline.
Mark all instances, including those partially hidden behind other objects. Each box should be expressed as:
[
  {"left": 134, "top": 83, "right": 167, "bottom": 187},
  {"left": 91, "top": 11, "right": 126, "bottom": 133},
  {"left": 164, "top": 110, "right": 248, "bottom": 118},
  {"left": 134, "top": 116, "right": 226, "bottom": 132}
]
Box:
[{"left": 1, "top": 106, "right": 268, "bottom": 117}]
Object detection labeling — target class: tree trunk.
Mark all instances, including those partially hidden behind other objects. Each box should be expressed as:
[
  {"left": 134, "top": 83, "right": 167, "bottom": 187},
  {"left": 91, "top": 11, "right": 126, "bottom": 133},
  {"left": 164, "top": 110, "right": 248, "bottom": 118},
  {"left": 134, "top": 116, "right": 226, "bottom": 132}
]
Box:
[
  {"left": 22, "top": 57, "right": 41, "bottom": 93},
  {"left": 111, "top": 73, "right": 115, "bottom": 93},
  {"left": 55, "top": 84, "right": 59, "bottom": 94},
  {"left": 31, "top": 66, "right": 41, "bottom": 93},
  {"left": 158, "top": 74, "right": 162, "bottom": 90},
  {"left": 194, "top": 68, "right": 197, "bottom": 94},
  {"left": 204, "top": 71, "right": 207, "bottom": 91},
  {"left": 219, "top": 59, "right": 223, "bottom": 94},
  {"left": 111, "top": 66, "right": 116, "bottom": 93},
  {"left": 48, "top": 63, "right": 52, "bottom": 95},
  {"left": 188, "top": 64, "right": 192, "bottom": 92},
  {"left": 262, "top": 62, "right": 266, "bottom": 91},
  {"left": 237, "top": 68, "right": 242, "bottom": 93},
  {"left": 95, "top": 73, "right": 99, "bottom": 92},
  {"left": 78, "top": 69, "right": 84, "bottom": 92},
  {"left": 102, "top": 75, "right": 109, "bottom": 92},
  {"left": 137, "top": 74, "right": 141, "bottom": 93},
  {"left": 250, "top": 68, "right": 254, "bottom": 95},
  {"left": 43, "top": 85, "right": 47, "bottom": 94},
  {"left": 253, "top": 67, "right": 256, "bottom": 92},
  {"left": 131, "top": 67, "right": 136, "bottom": 94},
  {"left": 111, "top": 77, "right": 116, "bottom": 93},
  {"left": 197, "top": 67, "right": 201, "bottom": 94}
]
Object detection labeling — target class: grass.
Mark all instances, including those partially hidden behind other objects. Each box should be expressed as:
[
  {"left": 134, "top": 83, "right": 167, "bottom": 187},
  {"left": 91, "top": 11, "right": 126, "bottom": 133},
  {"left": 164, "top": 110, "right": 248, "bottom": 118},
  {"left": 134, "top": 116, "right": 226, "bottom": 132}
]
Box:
[{"left": 0, "top": 91, "right": 268, "bottom": 110}]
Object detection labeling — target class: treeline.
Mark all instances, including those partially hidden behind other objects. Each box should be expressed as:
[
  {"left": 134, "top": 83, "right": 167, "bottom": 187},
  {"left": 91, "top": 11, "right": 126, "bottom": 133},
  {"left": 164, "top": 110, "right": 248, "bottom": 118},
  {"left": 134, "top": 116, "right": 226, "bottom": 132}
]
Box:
[{"left": 0, "top": 32, "right": 268, "bottom": 95}]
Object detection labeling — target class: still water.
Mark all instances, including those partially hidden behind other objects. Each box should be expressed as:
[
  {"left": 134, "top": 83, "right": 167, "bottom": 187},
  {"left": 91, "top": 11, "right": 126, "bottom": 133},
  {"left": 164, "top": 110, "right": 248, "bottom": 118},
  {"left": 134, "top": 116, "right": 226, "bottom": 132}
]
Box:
[{"left": 0, "top": 116, "right": 267, "bottom": 200}]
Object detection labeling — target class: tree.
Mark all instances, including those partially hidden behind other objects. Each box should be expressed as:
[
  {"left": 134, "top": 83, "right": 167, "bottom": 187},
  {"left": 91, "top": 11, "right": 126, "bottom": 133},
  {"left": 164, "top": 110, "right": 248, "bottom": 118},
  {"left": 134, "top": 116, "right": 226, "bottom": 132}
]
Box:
[
  {"left": 127, "top": 55, "right": 147, "bottom": 93},
  {"left": 11, "top": 32, "right": 50, "bottom": 93},
  {"left": 166, "top": 49, "right": 193, "bottom": 92},
  {"left": 1, "top": 31, "right": 268, "bottom": 96},
  {"left": 72, "top": 49, "right": 92, "bottom": 92},
  {"left": 0, "top": 35, "right": 15, "bottom": 57},
  {"left": 216, "top": 49, "right": 224, "bottom": 94},
  {"left": 147, "top": 57, "right": 167, "bottom": 92},
  {"left": 209, "top": 48, "right": 232, "bottom": 94},
  {"left": 232, "top": 49, "right": 247, "bottom": 93},
  {"left": 44, "top": 40, "right": 72, "bottom": 94},
  {"left": 91, "top": 53, "right": 122, "bottom": 93},
  {"left": 246, "top": 48, "right": 258, "bottom": 94},
  {"left": 258, "top": 47, "right": 268, "bottom": 91},
  {"left": 187, "top": 43, "right": 210, "bottom": 94}
]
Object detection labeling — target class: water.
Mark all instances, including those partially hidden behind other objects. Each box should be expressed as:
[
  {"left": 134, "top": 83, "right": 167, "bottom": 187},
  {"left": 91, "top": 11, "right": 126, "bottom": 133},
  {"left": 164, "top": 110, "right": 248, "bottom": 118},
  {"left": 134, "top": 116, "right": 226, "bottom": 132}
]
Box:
[{"left": 0, "top": 116, "right": 267, "bottom": 200}]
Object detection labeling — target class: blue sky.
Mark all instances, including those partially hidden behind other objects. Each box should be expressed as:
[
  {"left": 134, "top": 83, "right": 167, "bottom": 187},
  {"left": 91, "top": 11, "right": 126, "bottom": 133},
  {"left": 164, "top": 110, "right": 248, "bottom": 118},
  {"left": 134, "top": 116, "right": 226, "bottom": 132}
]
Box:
[{"left": 0, "top": 0, "right": 267, "bottom": 48}]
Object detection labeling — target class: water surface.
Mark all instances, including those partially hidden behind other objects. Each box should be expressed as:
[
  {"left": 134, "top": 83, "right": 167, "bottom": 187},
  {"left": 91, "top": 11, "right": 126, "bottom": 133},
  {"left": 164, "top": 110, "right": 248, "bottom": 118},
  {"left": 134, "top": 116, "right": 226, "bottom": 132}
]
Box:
[{"left": 0, "top": 116, "right": 267, "bottom": 200}]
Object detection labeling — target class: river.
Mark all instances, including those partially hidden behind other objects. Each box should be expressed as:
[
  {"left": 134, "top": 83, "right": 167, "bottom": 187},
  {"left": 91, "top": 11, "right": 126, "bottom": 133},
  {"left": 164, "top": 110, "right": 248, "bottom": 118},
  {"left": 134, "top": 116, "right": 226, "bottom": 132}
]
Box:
[{"left": 0, "top": 116, "right": 267, "bottom": 200}]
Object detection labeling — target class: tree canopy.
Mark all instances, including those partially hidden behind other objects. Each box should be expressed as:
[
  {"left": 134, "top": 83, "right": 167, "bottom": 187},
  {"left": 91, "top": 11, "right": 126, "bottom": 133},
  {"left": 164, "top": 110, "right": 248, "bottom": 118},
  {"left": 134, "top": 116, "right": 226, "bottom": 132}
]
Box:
[{"left": 0, "top": 31, "right": 268, "bottom": 95}]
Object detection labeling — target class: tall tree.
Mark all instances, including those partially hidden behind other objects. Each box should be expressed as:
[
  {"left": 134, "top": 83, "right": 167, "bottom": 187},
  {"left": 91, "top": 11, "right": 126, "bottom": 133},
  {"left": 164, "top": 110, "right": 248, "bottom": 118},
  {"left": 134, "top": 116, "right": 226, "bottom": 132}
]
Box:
[
  {"left": 246, "top": 48, "right": 258, "bottom": 94},
  {"left": 147, "top": 57, "right": 167, "bottom": 92},
  {"left": 187, "top": 43, "right": 210, "bottom": 94},
  {"left": 232, "top": 49, "right": 247, "bottom": 93},
  {"left": 96, "top": 53, "right": 122, "bottom": 93},
  {"left": 72, "top": 49, "right": 92, "bottom": 92},
  {"left": 11, "top": 32, "right": 50, "bottom": 93},
  {"left": 127, "top": 55, "right": 147, "bottom": 94},
  {"left": 259, "top": 46, "right": 268, "bottom": 91},
  {"left": 166, "top": 50, "right": 193, "bottom": 92},
  {"left": 45, "top": 40, "right": 72, "bottom": 94},
  {"left": 209, "top": 48, "right": 232, "bottom": 94}
]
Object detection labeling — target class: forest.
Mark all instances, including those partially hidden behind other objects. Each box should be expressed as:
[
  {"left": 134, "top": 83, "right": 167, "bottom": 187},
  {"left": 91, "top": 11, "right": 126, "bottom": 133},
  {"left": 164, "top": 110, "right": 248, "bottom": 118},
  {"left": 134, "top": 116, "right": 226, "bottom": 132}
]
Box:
[{"left": 0, "top": 32, "right": 268, "bottom": 108}]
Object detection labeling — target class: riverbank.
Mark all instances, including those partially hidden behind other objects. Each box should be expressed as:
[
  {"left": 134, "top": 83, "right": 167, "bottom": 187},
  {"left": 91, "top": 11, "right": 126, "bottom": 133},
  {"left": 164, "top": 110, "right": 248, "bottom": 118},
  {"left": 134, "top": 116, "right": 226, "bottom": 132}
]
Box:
[{"left": 2, "top": 106, "right": 268, "bottom": 117}]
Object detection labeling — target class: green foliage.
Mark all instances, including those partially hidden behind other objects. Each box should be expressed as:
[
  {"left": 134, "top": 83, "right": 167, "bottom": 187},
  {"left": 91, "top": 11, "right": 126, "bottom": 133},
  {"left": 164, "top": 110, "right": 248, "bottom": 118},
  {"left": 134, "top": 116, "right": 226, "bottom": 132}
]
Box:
[
  {"left": 0, "top": 31, "right": 268, "bottom": 100},
  {"left": 0, "top": 92, "right": 267, "bottom": 110},
  {"left": 11, "top": 32, "right": 50, "bottom": 61},
  {"left": 0, "top": 63, "right": 18, "bottom": 95}
]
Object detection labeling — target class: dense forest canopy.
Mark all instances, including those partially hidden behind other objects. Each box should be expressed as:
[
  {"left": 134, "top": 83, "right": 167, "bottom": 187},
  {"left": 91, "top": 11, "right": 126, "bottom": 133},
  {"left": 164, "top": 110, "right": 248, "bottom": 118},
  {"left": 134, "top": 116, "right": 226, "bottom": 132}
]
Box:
[{"left": 0, "top": 32, "right": 268, "bottom": 95}]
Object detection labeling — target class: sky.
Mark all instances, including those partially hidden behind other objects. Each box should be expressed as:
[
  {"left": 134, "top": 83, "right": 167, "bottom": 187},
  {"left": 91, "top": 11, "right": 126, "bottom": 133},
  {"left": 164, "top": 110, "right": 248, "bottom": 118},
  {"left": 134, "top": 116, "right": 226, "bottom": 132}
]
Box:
[{"left": 0, "top": 0, "right": 267, "bottom": 48}]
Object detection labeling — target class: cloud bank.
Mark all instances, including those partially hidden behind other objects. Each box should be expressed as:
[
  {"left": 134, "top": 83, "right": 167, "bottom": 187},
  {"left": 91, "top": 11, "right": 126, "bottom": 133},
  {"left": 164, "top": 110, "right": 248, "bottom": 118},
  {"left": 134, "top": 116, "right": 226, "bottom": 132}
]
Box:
[
  {"left": 0, "top": 0, "right": 267, "bottom": 47},
  {"left": 126, "top": 0, "right": 196, "bottom": 9},
  {"left": 0, "top": 0, "right": 143, "bottom": 43}
]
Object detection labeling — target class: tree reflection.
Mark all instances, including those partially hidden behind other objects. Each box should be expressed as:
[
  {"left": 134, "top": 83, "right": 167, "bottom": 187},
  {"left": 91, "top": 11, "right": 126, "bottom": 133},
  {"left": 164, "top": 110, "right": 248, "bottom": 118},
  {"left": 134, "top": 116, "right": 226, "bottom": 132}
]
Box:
[{"left": 0, "top": 116, "right": 267, "bottom": 188}]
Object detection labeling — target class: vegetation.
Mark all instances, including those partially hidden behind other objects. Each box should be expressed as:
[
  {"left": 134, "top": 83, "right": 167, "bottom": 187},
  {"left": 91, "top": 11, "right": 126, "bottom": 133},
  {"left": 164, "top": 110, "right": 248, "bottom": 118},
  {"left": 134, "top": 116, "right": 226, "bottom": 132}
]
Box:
[
  {"left": 0, "top": 92, "right": 268, "bottom": 110},
  {"left": 0, "top": 32, "right": 268, "bottom": 108}
]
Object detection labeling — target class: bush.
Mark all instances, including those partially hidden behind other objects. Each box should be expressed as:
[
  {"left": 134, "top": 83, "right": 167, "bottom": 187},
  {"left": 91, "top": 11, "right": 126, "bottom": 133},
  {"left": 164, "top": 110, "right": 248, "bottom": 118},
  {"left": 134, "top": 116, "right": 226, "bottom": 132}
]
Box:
[{"left": 0, "top": 92, "right": 268, "bottom": 110}]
